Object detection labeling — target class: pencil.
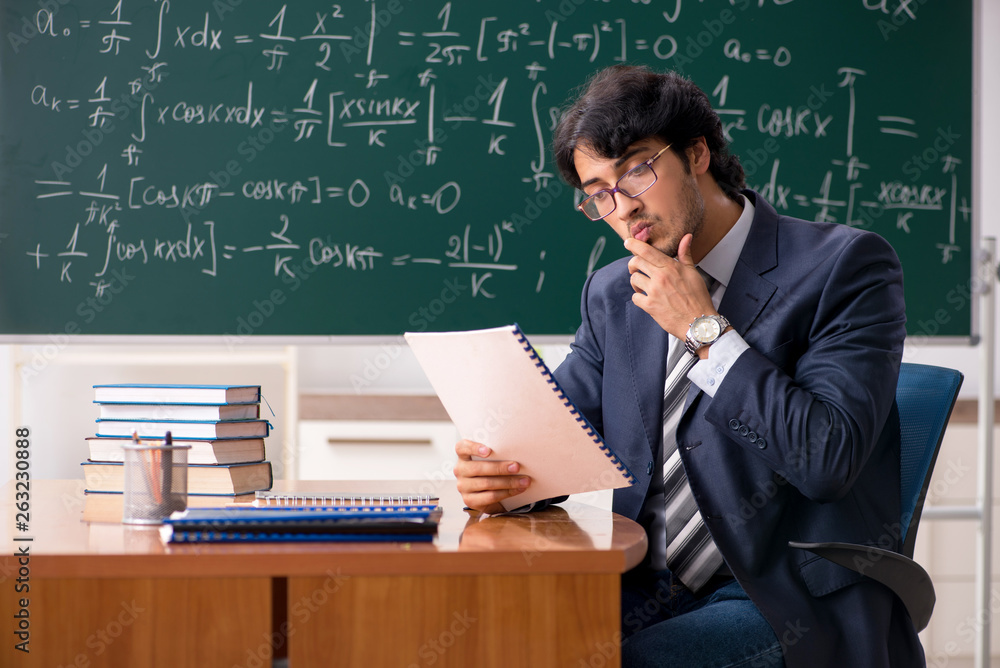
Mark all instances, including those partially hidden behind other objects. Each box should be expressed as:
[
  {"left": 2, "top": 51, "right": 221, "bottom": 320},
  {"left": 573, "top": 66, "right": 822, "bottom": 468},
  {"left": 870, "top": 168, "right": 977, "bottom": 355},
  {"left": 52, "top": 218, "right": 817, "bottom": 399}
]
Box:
[
  {"left": 163, "top": 431, "right": 178, "bottom": 510},
  {"left": 135, "top": 431, "right": 162, "bottom": 505}
]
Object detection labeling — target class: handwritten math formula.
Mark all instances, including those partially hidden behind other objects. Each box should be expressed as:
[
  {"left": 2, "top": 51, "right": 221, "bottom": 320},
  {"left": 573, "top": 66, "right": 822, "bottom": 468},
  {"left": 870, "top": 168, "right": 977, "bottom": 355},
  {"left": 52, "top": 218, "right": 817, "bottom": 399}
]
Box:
[{"left": 1, "top": 1, "right": 972, "bottom": 336}]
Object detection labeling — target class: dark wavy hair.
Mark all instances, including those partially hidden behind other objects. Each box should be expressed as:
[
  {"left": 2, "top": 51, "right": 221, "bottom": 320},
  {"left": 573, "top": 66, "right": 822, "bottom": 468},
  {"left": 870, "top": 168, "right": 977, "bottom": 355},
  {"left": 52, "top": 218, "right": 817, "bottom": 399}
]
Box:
[{"left": 553, "top": 65, "right": 745, "bottom": 202}]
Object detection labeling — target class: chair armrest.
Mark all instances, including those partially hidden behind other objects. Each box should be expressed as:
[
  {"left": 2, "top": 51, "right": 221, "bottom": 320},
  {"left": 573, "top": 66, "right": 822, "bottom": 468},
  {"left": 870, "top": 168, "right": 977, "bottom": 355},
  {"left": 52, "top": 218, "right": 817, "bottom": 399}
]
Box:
[{"left": 788, "top": 540, "right": 935, "bottom": 632}]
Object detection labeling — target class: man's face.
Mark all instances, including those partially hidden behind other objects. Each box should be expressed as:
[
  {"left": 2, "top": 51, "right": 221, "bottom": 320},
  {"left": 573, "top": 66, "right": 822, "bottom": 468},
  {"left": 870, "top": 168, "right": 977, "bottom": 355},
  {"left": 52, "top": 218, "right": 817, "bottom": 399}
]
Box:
[{"left": 573, "top": 139, "right": 705, "bottom": 258}]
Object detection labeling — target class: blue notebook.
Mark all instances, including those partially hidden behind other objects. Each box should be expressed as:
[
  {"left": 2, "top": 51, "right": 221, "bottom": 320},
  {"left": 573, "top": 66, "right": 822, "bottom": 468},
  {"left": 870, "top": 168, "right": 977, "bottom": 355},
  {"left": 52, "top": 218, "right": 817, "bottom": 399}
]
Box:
[
  {"left": 162, "top": 505, "right": 440, "bottom": 543},
  {"left": 167, "top": 531, "right": 435, "bottom": 544}
]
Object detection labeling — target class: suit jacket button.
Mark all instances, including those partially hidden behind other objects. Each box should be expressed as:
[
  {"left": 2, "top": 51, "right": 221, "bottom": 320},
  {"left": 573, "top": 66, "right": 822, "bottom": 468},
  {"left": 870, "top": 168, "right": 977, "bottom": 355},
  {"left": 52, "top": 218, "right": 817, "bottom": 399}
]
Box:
[
  {"left": 739, "top": 425, "right": 750, "bottom": 437},
  {"left": 757, "top": 438, "right": 767, "bottom": 449},
  {"left": 729, "top": 419, "right": 741, "bottom": 431},
  {"left": 647, "top": 461, "right": 653, "bottom": 475},
  {"left": 747, "top": 432, "right": 758, "bottom": 443}
]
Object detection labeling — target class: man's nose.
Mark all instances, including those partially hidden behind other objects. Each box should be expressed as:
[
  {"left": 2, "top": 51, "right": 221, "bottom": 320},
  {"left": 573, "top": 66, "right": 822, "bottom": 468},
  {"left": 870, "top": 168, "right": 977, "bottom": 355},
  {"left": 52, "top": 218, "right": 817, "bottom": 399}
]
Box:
[{"left": 612, "top": 192, "right": 641, "bottom": 225}]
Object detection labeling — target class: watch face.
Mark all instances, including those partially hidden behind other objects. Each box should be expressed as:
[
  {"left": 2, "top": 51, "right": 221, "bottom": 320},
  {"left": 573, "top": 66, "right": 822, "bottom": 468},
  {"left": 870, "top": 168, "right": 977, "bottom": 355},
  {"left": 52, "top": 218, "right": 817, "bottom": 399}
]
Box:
[{"left": 692, "top": 317, "right": 722, "bottom": 343}]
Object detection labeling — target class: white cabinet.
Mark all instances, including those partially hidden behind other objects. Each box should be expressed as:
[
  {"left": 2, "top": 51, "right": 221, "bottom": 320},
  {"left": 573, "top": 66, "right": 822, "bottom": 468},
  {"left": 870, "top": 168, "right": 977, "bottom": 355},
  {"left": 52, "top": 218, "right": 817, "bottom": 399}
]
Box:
[{"left": 297, "top": 419, "right": 459, "bottom": 482}]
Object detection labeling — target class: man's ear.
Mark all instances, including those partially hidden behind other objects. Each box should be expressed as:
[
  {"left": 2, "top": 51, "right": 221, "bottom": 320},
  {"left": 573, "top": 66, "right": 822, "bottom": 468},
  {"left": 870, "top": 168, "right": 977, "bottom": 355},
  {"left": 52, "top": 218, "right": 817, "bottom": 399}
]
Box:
[{"left": 686, "top": 137, "right": 711, "bottom": 176}]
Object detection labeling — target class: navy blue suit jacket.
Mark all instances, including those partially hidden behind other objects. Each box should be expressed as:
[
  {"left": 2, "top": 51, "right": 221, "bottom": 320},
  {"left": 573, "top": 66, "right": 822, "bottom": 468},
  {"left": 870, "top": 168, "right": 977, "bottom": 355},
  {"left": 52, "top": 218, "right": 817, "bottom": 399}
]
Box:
[{"left": 553, "top": 191, "right": 923, "bottom": 667}]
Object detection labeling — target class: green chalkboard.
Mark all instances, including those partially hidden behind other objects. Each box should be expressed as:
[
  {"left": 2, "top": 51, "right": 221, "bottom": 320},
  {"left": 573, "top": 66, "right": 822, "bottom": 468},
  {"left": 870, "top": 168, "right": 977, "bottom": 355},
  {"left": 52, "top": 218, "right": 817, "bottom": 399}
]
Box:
[{"left": 0, "top": 0, "right": 973, "bottom": 337}]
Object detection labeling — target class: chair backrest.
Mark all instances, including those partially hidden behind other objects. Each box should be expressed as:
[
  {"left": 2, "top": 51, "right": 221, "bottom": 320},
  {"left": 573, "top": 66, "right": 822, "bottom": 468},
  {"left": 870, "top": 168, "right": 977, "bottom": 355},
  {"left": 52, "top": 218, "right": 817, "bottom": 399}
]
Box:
[{"left": 896, "top": 362, "right": 964, "bottom": 557}]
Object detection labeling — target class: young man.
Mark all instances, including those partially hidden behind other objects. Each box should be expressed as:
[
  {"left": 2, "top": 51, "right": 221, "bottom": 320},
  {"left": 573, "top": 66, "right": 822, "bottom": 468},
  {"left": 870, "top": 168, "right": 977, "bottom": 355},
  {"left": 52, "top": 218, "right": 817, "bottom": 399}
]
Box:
[{"left": 453, "top": 65, "right": 921, "bottom": 667}]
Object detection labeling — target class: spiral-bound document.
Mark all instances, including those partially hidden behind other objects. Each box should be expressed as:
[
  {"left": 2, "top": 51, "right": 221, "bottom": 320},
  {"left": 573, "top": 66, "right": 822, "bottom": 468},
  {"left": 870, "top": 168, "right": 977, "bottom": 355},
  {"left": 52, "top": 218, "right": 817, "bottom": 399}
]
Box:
[{"left": 406, "top": 324, "right": 635, "bottom": 511}]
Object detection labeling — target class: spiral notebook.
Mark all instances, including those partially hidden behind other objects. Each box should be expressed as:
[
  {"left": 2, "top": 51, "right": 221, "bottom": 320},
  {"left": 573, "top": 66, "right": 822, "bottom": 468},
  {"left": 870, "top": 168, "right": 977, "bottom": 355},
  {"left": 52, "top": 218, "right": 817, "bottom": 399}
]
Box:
[
  {"left": 162, "top": 505, "right": 440, "bottom": 543},
  {"left": 405, "top": 324, "right": 635, "bottom": 511},
  {"left": 253, "top": 491, "right": 439, "bottom": 508}
]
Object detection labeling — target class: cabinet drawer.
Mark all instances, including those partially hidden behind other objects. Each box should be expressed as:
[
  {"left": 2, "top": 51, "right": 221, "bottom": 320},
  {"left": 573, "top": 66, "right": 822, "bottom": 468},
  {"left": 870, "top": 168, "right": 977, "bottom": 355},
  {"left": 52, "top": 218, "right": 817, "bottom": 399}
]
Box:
[{"left": 298, "top": 420, "right": 459, "bottom": 481}]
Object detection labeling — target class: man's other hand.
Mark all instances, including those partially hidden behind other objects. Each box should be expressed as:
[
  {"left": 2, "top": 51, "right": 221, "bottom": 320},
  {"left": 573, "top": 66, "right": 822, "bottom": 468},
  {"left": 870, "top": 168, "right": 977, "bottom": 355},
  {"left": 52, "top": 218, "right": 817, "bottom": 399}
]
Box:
[{"left": 453, "top": 439, "right": 531, "bottom": 514}]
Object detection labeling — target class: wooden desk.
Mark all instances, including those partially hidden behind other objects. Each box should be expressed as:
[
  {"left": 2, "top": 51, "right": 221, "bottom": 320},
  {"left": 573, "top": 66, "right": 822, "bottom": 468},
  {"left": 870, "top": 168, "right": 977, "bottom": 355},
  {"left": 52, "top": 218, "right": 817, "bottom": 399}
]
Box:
[{"left": 1, "top": 480, "right": 646, "bottom": 668}]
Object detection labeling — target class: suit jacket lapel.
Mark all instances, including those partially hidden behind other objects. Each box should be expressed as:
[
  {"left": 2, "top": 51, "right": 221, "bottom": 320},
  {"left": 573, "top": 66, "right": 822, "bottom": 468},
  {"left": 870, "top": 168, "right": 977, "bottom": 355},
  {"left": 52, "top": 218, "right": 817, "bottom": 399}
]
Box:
[
  {"left": 719, "top": 191, "right": 779, "bottom": 343},
  {"left": 626, "top": 300, "right": 670, "bottom": 458}
]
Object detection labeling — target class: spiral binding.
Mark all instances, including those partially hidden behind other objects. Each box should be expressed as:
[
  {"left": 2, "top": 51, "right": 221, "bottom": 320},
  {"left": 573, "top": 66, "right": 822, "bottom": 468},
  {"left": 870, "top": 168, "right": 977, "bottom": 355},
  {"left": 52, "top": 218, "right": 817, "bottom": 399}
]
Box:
[
  {"left": 246, "top": 504, "right": 437, "bottom": 515},
  {"left": 254, "top": 491, "right": 438, "bottom": 507},
  {"left": 511, "top": 324, "right": 636, "bottom": 486}
]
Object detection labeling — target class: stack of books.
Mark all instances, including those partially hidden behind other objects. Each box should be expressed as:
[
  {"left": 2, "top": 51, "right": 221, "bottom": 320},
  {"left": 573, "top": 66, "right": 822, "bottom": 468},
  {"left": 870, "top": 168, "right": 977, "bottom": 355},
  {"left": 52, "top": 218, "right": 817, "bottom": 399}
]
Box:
[{"left": 83, "top": 384, "right": 274, "bottom": 522}]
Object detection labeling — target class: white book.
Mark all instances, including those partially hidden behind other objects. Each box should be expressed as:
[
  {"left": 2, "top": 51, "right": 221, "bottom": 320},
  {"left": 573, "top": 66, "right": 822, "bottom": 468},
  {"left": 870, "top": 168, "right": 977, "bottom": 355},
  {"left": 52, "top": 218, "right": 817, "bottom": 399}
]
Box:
[
  {"left": 86, "top": 437, "right": 265, "bottom": 465},
  {"left": 95, "top": 419, "right": 269, "bottom": 440},
  {"left": 93, "top": 384, "right": 260, "bottom": 405},
  {"left": 97, "top": 403, "right": 260, "bottom": 421},
  {"left": 405, "top": 324, "right": 635, "bottom": 511}
]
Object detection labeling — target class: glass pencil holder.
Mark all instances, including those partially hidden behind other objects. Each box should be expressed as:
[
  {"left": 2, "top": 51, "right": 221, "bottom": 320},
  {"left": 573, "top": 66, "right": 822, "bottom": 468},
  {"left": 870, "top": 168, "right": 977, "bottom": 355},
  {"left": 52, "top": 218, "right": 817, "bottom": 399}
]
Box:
[{"left": 121, "top": 442, "right": 191, "bottom": 524}]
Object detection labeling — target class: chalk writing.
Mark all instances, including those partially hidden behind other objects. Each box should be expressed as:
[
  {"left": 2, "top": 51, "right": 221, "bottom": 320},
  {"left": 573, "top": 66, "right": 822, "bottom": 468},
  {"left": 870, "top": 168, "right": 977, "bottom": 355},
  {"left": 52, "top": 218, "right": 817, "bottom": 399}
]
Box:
[{"left": 0, "top": 0, "right": 973, "bottom": 336}]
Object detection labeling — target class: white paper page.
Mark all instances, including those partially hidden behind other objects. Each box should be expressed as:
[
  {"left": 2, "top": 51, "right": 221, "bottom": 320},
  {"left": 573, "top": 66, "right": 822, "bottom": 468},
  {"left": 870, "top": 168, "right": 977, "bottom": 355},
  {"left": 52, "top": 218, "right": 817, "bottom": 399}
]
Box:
[{"left": 405, "top": 325, "right": 634, "bottom": 511}]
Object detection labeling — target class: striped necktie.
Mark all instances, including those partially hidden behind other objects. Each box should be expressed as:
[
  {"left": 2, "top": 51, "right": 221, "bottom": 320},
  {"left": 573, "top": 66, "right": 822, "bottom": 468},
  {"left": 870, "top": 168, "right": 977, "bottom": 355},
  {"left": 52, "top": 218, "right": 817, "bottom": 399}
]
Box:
[{"left": 662, "top": 270, "right": 724, "bottom": 592}]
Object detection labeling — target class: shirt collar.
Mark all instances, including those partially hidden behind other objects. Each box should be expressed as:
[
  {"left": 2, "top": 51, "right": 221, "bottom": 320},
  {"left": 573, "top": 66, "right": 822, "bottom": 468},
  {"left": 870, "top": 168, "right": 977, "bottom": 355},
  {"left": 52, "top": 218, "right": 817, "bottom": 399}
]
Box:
[{"left": 697, "top": 194, "right": 754, "bottom": 289}]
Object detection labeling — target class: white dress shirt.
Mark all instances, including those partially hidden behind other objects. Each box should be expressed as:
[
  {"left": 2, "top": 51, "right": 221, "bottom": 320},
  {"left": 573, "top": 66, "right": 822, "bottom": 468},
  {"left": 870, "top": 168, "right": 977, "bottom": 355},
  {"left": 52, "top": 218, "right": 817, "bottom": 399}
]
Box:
[{"left": 686, "top": 195, "right": 755, "bottom": 395}]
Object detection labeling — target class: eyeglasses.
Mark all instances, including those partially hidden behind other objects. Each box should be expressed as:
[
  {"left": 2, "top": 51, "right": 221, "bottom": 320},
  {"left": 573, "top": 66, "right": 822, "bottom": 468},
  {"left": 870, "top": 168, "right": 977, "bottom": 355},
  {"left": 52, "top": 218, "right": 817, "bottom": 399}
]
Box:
[{"left": 577, "top": 145, "right": 672, "bottom": 221}]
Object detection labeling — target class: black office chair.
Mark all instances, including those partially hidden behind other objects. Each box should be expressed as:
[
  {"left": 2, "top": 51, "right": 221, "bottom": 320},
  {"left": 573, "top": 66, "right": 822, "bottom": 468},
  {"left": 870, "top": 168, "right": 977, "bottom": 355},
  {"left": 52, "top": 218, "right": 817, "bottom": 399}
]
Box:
[{"left": 789, "top": 362, "right": 964, "bottom": 632}]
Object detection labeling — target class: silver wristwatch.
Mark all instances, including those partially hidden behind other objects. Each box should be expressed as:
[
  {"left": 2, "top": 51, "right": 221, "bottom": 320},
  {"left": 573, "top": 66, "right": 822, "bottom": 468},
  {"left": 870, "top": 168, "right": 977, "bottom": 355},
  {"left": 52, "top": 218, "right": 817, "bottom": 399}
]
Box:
[{"left": 684, "top": 314, "right": 730, "bottom": 356}]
